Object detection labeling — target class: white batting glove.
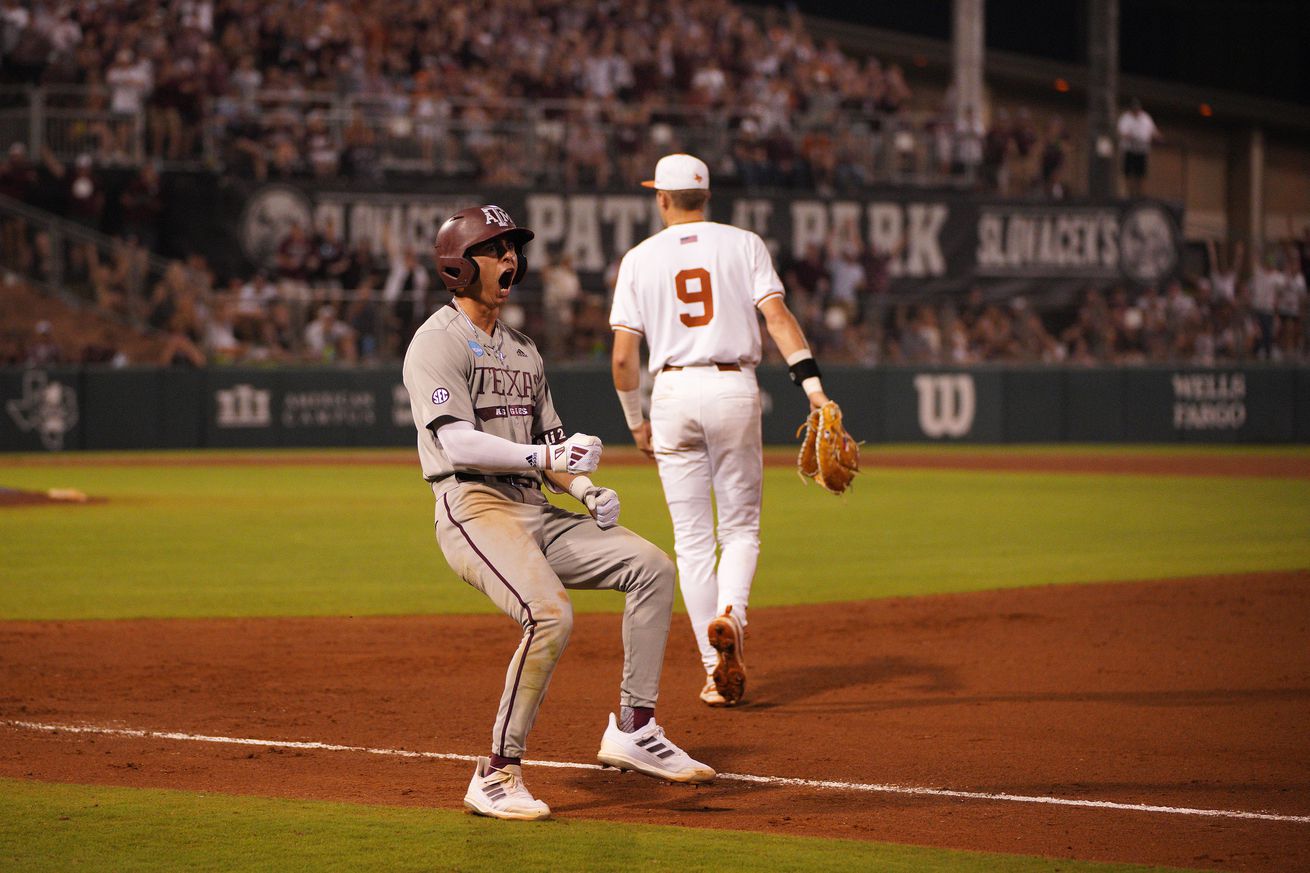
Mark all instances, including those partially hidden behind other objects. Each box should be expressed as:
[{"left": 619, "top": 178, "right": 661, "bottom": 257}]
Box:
[
  {"left": 570, "top": 476, "right": 620, "bottom": 529},
  {"left": 546, "top": 433, "right": 602, "bottom": 474},
  {"left": 584, "top": 487, "right": 620, "bottom": 529}
]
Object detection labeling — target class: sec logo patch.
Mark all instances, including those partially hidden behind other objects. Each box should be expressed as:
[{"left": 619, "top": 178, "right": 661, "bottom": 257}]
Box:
[{"left": 431, "top": 387, "right": 450, "bottom": 404}]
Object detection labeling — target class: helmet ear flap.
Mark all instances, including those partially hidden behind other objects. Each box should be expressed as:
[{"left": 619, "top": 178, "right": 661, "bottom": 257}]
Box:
[
  {"left": 512, "top": 248, "right": 528, "bottom": 286},
  {"left": 437, "top": 256, "right": 479, "bottom": 291}
]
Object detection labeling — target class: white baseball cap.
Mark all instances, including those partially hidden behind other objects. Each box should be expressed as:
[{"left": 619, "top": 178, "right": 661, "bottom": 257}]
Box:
[{"left": 642, "top": 153, "right": 710, "bottom": 191}]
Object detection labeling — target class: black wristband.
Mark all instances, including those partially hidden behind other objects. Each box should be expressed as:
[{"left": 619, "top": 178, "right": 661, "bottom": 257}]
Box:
[{"left": 787, "top": 357, "right": 822, "bottom": 386}]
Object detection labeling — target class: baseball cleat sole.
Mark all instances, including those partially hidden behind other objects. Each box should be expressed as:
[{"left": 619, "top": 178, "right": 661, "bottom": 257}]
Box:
[
  {"left": 463, "top": 798, "right": 551, "bottom": 821},
  {"left": 708, "top": 619, "right": 746, "bottom": 706},
  {"left": 596, "top": 751, "right": 714, "bottom": 783}
]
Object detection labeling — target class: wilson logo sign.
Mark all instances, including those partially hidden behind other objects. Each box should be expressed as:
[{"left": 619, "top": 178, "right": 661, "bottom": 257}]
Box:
[{"left": 913, "top": 374, "right": 976, "bottom": 438}]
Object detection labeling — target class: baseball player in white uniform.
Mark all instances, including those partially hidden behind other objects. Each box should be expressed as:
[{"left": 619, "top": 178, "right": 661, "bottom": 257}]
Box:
[
  {"left": 404, "top": 204, "right": 714, "bottom": 822},
  {"left": 609, "top": 155, "right": 830, "bottom": 707}
]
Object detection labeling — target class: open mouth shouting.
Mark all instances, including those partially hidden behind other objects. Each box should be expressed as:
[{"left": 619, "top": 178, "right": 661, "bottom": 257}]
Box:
[{"left": 497, "top": 267, "right": 514, "bottom": 291}]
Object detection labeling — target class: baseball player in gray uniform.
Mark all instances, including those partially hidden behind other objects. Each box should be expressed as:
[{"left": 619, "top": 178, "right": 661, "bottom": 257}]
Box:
[{"left": 403, "top": 205, "right": 714, "bottom": 821}]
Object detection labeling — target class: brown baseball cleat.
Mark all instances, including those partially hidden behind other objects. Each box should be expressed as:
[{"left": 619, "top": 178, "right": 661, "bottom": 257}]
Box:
[
  {"left": 699, "top": 675, "right": 727, "bottom": 706},
  {"left": 707, "top": 605, "right": 746, "bottom": 706}
]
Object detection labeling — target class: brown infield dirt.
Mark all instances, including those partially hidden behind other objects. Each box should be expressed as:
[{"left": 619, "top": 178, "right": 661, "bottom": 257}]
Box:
[
  {"left": 1, "top": 449, "right": 1308, "bottom": 871},
  {"left": 1, "top": 572, "right": 1307, "bottom": 872}
]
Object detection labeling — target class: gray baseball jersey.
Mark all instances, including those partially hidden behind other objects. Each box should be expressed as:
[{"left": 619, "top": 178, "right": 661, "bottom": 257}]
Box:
[
  {"left": 403, "top": 302, "right": 566, "bottom": 482},
  {"left": 402, "top": 300, "right": 675, "bottom": 761}
]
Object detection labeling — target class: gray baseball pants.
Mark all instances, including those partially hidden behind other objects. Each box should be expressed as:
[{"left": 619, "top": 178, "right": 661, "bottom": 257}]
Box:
[{"left": 432, "top": 479, "right": 675, "bottom": 759}]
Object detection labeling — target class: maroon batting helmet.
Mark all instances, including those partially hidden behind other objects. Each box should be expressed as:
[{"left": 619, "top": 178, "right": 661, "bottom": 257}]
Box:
[{"left": 434, "top": 204, "right": 534, "bottom": 292}]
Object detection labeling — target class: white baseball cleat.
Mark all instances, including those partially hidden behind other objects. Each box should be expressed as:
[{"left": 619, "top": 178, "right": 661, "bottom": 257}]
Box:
[
  {"left": 708, "top": 605, "right": 746, "bottom": 706},
  {"left": 699, "top": 675, "right": 728, "bottom": 707},
  {"left": 463, "top": 756, "right": 551, "bottom": 821},
  {"left": 596, "top": 713, "right": 716, "bottom": 783}
]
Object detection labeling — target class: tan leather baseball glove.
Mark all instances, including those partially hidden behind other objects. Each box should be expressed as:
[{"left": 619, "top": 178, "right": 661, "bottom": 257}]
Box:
[{"left": 796, "top": 401, "right": 860, "bottom": 494}]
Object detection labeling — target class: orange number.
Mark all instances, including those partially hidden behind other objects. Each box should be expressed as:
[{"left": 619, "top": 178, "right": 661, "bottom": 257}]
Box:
[{"left": 675, "top": 268, "right": 714, "bottom": 327}]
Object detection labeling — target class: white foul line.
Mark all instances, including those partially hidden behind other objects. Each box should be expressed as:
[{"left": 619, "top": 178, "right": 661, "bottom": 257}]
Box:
[{"left": 6, "top": 719, "right": 1308, "bottom": 825}]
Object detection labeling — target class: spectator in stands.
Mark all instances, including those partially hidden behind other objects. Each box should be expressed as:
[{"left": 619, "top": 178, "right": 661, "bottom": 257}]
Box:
[
  {"left": 1206, "top": 238, "right": 1243, "bottom": 304},
  {"left": 0, "top": 142, "right": 37, "bottom": 270},
  {"left": 1117, "top": 98, "right": 1162, "bottom": 198},
  {"left": 105, "top": 49, "right": 152, "bottom": 159},
  {"left": 1, "top": 0, "right": 32, "bottom": 75},
  {"left": 982, "top": 108, "right": 1015, "bottom": 194},
  {"left": 783, "top": 242, "right": 831, "bottom": 311},
  {"left": 879, "top": 63, "right": 913, "bottom": 116},
  {"left": 1039, "top": 116, "right": 1071, "bottom": 199},
  {"left": 1248, "top": 250, "right": 1281, "bottom": 359},
  {"left": 203, "top": 296, "right": 245, "bottom": 363},
  {"left": 1135, "top": 284, "right": 1170, "bottom": 360},
  {"left": 381, "top": 244, "right": 430, "bottom": 348},
  {"left": 250, "top": 298, "right": 296, "bottom": 362},
  {"left": 151, "top": 263, "right": 208, "bottom": 367},
  {"left": 303, "top": 303, "right": 356, "bottom": 363},
  {"left": 1009, "top": 108, "right": 1039, "bottom": 197},
  {"left": 898, "top": 304, "right": 942, "bottom": 363},
  {"left": 29, "top": 229, "right": 56, "bottom": 284},
  {"left": 345, "top": 274, "right": 381, "bottom": 361},
  {"left": 341, "top": 112, "right": 382, "bottom": 182},
  {"left": 1014, "top": 301, "right": 1063, "bottom": 362},
  {"left": 235, "top": 269, "right": 277, "bottom": 337},
  {"left": 411, "top": 70, "right": 450, "bottom": 170},
  {"left": 953, "top": 106, "right": 985, "bottom": 187},
  {"left": 569, "top": 293, "right": 609, "bottom": 360},
  {"left": 305, "top": 112, "right": 340, "bottom": 178},
  {"left": 1163, "top": 279, "right": 1198, "bottom": 333},
  {"left": 1277, "top": 247, "right": 1306, "bottom": 359},
  {"left": 0, "top": 141, "right": 37, "bottom": 201},
  {"left": 265, "top": 117, "right": 305, "bottom": 178},
  {"left": 540, "top": 250, "right": 582, "bottom": 357},
  {"left": 563, "top": 123, "right": 610, "bottom": 189},
  {"left": 826, "top": 233, "right": 866, "bottom": 316},
  {"left": 312, "top": 217, "right": 348, "bottom": 289},
  {"left": 275, "top": 221, "right": 314, "bottom": 300},
  {"left": 942, "top": 313, "right": 976, "bottom": 364}
]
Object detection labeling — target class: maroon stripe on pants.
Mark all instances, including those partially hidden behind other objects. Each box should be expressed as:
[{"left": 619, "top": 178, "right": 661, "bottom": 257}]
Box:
[{"left": 443, "top": 491, "right": 536, "bottom": 758}]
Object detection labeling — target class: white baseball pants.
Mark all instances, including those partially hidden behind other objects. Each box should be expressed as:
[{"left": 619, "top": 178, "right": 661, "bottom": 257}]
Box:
[{"left": 649, "top": 366, "right": 762, "bottom": 674}]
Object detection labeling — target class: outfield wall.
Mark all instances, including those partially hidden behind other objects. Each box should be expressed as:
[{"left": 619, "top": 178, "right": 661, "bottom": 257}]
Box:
[{"left": 2, "top": 365, "right": 1307, "bottom": 452}]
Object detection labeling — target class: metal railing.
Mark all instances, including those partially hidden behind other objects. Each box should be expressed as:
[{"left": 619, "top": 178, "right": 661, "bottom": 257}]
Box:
[
  {"left": 0, "top": 191, "right": 172, "bottom": 328},
  {"left": 0, "top": 84, "right": 1022, "bottom": 189}
]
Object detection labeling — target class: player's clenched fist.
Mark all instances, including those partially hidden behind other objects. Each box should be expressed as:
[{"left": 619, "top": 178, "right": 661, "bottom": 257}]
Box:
[
  {"left": 545, "top": 433, "right": 602, "bottom": 473},
  {"left": 583, "top": 486, "right": 620, "bottom": 529},
  {"left": 569, "top": 476, "right": 620, "bottom": 529}
]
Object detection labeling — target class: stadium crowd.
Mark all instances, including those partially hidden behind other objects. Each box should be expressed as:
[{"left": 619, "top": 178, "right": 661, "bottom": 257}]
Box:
[
  {"left": 2, "top": 0, "right": 1079, "bottom": 196},
  {"left": 1, "top": 0, "right": 1304, "bottom": 369},
  {"left": 4, "top": 209, "right": 1307, "bottom": 369}
]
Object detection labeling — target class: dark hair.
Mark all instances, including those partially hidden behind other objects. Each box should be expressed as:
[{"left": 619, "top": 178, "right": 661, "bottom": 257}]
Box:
[{"left": 667, "top": 189, "right": 710, "bottom": 212}]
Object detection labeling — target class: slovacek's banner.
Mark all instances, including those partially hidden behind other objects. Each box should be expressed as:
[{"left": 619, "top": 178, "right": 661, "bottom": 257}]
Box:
[{"left": 162, "top": 176, "right": 1183, "bottom": 304}]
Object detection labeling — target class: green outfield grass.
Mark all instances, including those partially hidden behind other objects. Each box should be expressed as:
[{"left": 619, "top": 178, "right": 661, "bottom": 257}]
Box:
[
  {"left": 0, "top": 778, "right": 1199, "bottom": 873},
  {"left": 1, "top": 447, "right": 1307, "bottom": 620}
]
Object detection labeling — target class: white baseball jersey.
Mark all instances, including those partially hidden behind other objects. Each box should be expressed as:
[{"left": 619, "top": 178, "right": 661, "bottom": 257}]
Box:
[{"left": 609, "top": 221, "right": 784, "bottom": 372}]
